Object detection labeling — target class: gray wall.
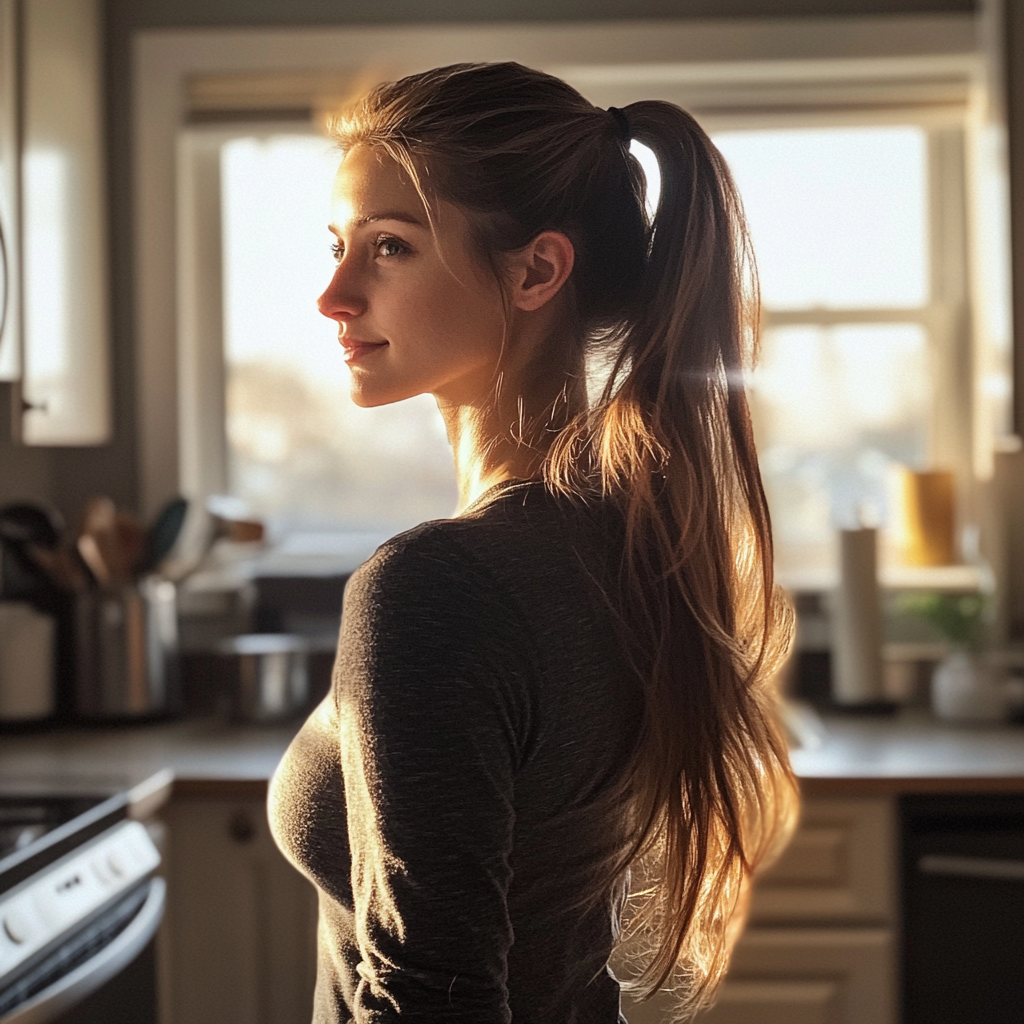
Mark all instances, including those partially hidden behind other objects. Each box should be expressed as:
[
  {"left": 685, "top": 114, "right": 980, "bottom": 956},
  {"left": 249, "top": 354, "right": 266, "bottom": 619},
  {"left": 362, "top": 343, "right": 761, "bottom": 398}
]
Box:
[{"left": 0, "top": 0, "right": 978, "bottom": 525}]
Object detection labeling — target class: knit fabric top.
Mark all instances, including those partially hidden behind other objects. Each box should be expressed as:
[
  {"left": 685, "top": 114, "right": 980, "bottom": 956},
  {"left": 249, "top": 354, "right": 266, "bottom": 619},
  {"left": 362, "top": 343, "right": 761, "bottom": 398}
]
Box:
[{"left": 268, "top": 480, "right": 642, "bottom": 1023}]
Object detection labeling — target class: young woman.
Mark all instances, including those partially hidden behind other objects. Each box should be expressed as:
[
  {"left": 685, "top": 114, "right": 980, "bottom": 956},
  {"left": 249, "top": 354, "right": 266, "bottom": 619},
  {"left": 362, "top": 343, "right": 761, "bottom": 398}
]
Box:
[{"left": 269, "top": 62, "right": 797, "bottom": 1024}]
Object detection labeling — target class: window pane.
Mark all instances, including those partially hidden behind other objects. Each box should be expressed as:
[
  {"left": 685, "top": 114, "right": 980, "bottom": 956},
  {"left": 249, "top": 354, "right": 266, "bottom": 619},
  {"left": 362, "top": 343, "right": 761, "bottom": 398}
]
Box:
[
  {"left": 750, "top": 322, "right": 931, "bottom": 572},
  {"left": 713, "top": 126, "right": 928, "bottom": 310},
  {"left": 220, "top": 134, "right": 458, "bottom": 535}
]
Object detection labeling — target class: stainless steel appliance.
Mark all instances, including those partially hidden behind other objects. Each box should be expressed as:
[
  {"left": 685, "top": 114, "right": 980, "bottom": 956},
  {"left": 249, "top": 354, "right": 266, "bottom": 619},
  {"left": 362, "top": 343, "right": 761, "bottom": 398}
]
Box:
[{"left": 0, "top": 777, "right": 167, "bottom": 1023}]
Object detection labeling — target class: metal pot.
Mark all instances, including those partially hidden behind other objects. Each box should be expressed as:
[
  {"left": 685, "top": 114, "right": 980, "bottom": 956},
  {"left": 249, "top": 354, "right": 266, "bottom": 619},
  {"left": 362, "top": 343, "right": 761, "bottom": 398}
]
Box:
[{"left": 217, "top": 633, "right": 309, "bottom": 723}]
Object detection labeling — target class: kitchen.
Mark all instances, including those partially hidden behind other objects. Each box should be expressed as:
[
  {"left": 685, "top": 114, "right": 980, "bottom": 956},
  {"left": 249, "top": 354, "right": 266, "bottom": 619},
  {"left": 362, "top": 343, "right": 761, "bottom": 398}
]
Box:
[{"left": 2, "top": 0, "right": 1024, "bottom": 1022}]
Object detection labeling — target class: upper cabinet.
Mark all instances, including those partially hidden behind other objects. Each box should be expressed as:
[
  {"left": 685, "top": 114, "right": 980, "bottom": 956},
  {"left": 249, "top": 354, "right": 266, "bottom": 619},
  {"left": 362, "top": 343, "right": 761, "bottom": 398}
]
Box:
[
  {"left": 0, "top": 1, "right": 20, "bottom": 384},
  {"left": 0, "top": 0, "right": 110, "bottom": 445}
]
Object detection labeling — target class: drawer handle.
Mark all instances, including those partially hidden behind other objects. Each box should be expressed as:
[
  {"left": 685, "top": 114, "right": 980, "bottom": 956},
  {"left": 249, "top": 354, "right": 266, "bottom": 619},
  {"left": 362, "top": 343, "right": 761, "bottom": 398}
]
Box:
[{"left": 918, "top": 854, "right": 1024, "bottom": 882}]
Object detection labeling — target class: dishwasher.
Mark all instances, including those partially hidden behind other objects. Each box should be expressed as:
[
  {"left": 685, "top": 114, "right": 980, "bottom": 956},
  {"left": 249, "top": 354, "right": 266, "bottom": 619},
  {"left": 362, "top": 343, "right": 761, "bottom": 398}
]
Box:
[{"left": 901, "top": 793, "right": 1024, "bottom": 1024}]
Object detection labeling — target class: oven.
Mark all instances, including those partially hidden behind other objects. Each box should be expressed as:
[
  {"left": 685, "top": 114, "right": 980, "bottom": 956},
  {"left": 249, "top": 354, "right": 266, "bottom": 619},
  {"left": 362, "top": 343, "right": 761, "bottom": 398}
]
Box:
[{"left": 0, "top": 776, "right": 168, "bottom": 1024}]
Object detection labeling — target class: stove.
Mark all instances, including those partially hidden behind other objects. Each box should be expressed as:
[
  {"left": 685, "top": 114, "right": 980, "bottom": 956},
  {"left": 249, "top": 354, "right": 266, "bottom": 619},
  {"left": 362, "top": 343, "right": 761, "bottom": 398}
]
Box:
[{"left": 0, "top": 784, "right": 165, "bottom": 1023}]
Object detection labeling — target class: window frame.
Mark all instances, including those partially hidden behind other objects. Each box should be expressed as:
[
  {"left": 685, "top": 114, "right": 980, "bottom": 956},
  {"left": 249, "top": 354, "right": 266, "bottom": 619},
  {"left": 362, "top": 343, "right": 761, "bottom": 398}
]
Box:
[{"left": 137, "top": 15, "right": 987, "bottom": 557}]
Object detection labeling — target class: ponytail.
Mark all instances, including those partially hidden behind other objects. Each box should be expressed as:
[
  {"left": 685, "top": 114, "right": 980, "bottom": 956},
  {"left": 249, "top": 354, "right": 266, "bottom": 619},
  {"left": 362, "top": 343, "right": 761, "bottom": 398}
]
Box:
[
  {"left": 549, "top": 99, "right": 798, "bottom": 1009},
  {"left": 333, "top": 64, "right": 798, "bottom": 1018}
]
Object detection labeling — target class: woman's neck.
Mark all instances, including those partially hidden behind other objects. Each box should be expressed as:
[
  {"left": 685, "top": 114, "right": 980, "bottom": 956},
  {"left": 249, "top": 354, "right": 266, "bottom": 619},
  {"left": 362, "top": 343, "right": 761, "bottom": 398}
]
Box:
[{"left": 439, "top": 351, "right": 588, "bottom": 513}]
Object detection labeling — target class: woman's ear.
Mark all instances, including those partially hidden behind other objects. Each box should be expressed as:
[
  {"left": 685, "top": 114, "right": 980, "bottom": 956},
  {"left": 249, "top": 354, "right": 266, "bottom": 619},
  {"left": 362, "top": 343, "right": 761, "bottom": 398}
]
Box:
[{"left": 506, "top": 231, "right": 575, "bottom": 312}]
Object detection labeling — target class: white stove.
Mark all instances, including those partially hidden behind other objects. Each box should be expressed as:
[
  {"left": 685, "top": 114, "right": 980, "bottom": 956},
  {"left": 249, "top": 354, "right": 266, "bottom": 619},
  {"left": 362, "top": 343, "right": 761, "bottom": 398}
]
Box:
[{"left": 0, "top": 782, "right": 166, "bottom": 1024}]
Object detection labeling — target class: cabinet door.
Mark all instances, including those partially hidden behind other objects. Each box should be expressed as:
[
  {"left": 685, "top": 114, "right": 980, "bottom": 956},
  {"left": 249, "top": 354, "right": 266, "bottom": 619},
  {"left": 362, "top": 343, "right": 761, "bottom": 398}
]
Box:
[
  {"left": 620, "top": 927, "right": 894, "bottom": 1024},
  {"left": 161, "top": 794, "right": 318, "bottom": 1024},
  {"left": 750, "top": 796, "right": 896, "bottom": 924}
]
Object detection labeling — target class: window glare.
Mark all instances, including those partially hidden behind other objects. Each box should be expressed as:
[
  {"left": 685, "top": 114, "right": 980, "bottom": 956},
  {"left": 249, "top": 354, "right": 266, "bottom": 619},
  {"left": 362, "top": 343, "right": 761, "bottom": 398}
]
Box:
[
  {"left": 220, "top": 134, "right": 458, "bottom": 535},
  {"left": 713, "top": 126, "right": 928, "bottom": 310}
]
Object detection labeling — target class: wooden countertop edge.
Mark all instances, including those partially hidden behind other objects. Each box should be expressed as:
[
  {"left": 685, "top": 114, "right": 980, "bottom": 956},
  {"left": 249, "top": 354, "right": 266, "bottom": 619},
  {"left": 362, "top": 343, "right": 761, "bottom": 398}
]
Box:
[{"left": 799, "top": 775, "right": 1024, "bottom": 796}]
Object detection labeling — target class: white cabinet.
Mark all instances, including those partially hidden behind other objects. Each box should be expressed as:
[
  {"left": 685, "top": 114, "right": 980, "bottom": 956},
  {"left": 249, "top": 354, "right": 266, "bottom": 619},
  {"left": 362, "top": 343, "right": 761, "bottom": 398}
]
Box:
[
  {"left": 0, "top": 0, "right": 111, "bottom": 443},
  {"left": 160, "top": 792, "right": 318, "bottom": 1024},
  {"left": 621, "top": 796, "right": 898, "bottom": 1024},
  {"left": 161, "top": 791, "right": 897, "bottom": 1024}
]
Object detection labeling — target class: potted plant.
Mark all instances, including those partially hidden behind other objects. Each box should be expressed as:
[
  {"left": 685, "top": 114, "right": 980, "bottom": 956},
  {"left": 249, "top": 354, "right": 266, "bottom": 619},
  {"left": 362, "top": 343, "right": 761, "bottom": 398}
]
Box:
[{"left": 897, "top": 593, "right": 1004, "bottom": 722}]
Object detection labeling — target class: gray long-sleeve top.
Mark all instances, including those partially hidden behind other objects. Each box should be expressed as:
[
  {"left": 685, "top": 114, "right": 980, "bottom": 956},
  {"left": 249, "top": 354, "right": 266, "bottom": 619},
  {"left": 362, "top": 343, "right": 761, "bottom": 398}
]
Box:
[{"left": 269, "top": 480, "right": 642, "bottom": 1023}]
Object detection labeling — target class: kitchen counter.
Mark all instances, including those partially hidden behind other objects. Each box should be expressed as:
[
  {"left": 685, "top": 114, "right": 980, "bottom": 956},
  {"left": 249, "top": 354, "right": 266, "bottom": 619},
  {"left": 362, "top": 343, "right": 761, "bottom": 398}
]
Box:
[
  {"left": 0, "top": 718, "right": 297, "bottom": 797},
  {"left": 0, "top": 709, "right": 1023, "bottom": 798},
  {"left": 792, "top": 708, "right": 1024, "bottom": 795}
]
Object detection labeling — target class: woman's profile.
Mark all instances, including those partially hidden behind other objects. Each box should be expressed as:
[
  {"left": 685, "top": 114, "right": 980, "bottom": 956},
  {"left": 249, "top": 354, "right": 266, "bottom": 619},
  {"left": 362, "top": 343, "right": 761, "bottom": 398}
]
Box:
[{"left": 269, "top": 61, "right": 797, "bottom": 1024}]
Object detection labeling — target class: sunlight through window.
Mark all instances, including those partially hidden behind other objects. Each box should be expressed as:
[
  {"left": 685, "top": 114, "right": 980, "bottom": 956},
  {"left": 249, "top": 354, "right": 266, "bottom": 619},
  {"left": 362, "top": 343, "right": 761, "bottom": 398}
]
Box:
[
  {"left": 713, "top": 125, "right": 933, "bottom": 576},
  {"left": 220, "top": 135, "right": 458, "bottom": 535}
]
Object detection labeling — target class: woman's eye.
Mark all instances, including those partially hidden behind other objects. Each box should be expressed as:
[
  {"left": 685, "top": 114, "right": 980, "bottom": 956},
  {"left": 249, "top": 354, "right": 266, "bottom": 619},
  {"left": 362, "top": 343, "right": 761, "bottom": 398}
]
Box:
[
  {"left": 376, "top": 236, "right": 407, "bottom": 258},
  {"left": 331, "top": 242, "right": 344, "bottom": 263}
]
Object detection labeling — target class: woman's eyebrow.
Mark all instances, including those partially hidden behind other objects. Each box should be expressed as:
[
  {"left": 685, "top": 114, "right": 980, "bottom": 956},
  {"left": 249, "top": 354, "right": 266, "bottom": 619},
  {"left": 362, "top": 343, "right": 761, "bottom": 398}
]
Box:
[
  {"left": 358, "top": 211, "right": 426, "bottom": 227},
  {"left": 329, "top": 210, "right": 426, "bottom": 234}
]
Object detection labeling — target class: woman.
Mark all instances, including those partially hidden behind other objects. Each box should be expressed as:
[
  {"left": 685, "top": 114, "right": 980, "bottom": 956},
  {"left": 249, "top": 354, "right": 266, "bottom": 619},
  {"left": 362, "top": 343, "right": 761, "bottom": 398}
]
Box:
[{"left": 269, "top": 62, "right": 797, "bottom": 1024}]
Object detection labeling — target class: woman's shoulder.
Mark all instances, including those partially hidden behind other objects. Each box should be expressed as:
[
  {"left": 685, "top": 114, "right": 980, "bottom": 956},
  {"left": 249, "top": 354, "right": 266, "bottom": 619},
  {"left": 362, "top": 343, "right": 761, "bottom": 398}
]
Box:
[{"left": 346, "top": 480, "right": 621, "bottom": 630}]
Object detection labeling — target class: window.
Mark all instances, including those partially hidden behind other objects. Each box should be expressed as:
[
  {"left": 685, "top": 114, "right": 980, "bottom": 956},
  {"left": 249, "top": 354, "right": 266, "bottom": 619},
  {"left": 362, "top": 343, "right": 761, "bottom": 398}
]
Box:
[
  {"left": 207, "top": 119, "right": 981, "bottom": 583},
  {"left": 712, "top": 124, "right": 951, "bottom": 582},
  {"left": 155, "top": 17, "right": 994, "bottom": 579}
]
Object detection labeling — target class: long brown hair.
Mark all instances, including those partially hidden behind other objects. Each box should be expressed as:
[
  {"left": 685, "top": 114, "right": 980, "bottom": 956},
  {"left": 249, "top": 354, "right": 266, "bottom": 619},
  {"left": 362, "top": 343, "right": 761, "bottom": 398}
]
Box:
[{"left": 331, "top": 62, "right": 797, "bottom": 1017}]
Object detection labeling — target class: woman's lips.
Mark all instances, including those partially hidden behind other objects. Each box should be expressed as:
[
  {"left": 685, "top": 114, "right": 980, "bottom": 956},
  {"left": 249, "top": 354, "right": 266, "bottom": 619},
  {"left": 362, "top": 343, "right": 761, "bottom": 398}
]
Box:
[{"left": 340, "top": 339, "right": 388, "bottom": 363}]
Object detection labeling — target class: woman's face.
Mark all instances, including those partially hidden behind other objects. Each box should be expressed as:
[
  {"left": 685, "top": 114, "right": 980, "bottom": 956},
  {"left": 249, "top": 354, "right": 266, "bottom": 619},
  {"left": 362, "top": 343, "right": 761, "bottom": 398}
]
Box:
[{"left": 318, "top": 145, "right": 507, "bottom": 409}]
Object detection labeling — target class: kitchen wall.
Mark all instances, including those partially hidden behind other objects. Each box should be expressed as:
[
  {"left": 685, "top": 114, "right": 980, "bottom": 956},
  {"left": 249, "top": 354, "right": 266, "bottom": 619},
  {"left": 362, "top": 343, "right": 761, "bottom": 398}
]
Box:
[{"left": 0, "top": 0, "right": 979, "bottom": 525}]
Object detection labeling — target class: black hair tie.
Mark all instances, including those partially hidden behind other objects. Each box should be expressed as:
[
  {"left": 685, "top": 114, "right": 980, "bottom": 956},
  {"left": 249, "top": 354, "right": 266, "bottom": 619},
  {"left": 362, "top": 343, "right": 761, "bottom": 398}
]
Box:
[{"left": 607, "top": 106, "right": 631, "bottom": 145}]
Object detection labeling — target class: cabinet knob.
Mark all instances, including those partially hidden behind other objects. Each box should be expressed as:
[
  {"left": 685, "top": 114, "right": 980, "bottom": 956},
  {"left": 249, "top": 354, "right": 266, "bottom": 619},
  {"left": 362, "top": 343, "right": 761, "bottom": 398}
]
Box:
[{"left": 228, "top": 810, "right": 256, "bottom": 844}]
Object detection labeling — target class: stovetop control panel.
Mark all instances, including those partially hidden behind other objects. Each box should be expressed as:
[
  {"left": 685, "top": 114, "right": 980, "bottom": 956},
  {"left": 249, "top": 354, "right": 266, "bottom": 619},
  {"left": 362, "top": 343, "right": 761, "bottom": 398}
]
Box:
[{"left": 0, "top": 820, "right": 160, "bottom": 987}]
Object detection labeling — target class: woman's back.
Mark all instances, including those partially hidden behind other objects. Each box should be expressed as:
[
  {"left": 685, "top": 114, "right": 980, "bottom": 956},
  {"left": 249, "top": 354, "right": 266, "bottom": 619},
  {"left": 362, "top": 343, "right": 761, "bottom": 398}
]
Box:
[{"left": 270, "top": 480, "right": 643, "bottom": 1023}]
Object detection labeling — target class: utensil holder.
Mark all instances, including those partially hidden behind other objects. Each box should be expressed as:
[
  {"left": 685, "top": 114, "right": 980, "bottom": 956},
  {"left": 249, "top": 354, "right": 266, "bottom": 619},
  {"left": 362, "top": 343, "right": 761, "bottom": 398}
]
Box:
[{"left": 74, "top": 577, "right": 179, "bottom": 719}]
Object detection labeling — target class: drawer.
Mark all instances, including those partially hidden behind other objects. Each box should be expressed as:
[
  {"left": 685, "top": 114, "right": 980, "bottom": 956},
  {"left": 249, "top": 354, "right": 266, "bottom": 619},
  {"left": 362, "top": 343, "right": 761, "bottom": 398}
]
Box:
[
  {"left": 621, "top": 927, "right": 895, "bottom": 1024},
  {"left": 749, "top": 796, "right": 895, "bottom": 924}
]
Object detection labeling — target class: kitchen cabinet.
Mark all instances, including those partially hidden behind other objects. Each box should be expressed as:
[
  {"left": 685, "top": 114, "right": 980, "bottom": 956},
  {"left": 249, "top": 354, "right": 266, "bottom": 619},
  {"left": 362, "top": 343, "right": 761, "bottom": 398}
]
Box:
[
  {"left": 0, "top": 0, "right": 110, "bottom": 443},
  {"left": 621, "top": 796, "right": 897, "bottom": 1024},
  {"left": 160, "top": 792, "right": 318, "bottom": 1024},
  {"left": 162, "top": 791, "right": 895, "bottom": 1024}
]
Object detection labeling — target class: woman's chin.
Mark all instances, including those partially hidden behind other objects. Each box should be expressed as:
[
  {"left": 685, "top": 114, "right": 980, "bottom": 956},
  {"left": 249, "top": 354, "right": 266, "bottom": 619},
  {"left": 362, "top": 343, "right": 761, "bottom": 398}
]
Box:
[{"left": 347, "top": 381, "right": 412, "bottom": 409}]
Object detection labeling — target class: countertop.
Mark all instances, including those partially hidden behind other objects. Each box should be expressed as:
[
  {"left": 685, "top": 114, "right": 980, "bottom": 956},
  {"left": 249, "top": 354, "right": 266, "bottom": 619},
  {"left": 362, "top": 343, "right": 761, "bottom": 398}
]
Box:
[
  {"left": 791, "top": 709, "right": 1024, "bottom": 796},
  {"left": 0, "top": 718, "right": 297, "bottom": 798},
  {"left": 1, "top": 709, "right": 1023, "bottom": 798}
]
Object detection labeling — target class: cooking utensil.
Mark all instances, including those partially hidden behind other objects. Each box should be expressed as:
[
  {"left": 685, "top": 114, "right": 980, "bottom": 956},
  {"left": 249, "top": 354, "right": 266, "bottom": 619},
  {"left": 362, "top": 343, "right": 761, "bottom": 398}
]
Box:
[
  {"left": 80, "top": 496, "right": 121, "bottom": 583},
  {"left": 80, "top": 497, "right": 146, "bottom": 586},
  {"left": 77, "top": 533, "right": 111, "bottom": 588},
  {"left": 139, "top": 497, "right": 188, "bottom": 574},
  {"left": 114, "top": 512, "right": 146, "bottom": 580}
]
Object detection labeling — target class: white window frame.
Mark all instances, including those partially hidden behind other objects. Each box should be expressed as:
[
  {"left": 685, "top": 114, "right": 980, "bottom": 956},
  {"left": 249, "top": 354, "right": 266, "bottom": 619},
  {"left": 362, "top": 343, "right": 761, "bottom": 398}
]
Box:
[
  {"left": 134, "top": 14, "right": 986, "bottom": 530},
  {"left": 702, "top": 115, "right": 973, "bottom": 589}
]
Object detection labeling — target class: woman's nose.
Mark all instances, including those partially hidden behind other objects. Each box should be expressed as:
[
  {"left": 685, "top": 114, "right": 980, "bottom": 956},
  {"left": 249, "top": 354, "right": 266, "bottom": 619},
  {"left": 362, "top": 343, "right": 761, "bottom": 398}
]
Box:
[{"left": 317, "top": 261, "right": 366, "bottom": 322}]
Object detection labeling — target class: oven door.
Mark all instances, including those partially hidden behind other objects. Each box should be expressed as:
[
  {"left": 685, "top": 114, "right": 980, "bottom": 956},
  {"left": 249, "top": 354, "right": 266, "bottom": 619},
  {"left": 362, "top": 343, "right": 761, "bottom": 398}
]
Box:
[{"left": 0, "top": 877, "right": 165, "bottom": 1024}]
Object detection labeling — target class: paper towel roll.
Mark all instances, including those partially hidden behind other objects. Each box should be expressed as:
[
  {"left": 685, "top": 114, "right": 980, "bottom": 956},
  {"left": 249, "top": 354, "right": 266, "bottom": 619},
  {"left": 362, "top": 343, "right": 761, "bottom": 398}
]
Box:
[
  {"left": 0, "top": 601, "right": 56, "bottom": 721},
  {"left": 831, "top": 528, "right": 884, "bottom": 705}
]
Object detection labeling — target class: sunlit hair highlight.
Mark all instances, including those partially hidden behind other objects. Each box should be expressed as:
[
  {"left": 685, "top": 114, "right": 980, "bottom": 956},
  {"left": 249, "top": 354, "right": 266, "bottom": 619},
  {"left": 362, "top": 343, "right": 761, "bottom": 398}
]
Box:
[{"left": 330, "top": 62, "right": 798, "bottom": 1018}]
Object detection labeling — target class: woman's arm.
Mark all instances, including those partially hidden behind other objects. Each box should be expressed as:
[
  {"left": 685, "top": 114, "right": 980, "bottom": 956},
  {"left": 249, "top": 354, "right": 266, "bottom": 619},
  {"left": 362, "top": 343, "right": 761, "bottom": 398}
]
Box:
[{"left": 336, "top": 530, "right": 536, "bottom": 1023}]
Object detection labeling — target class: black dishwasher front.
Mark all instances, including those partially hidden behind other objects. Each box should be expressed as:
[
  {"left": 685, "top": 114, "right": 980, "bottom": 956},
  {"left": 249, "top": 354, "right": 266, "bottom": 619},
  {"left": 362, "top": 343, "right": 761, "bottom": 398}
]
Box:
[{"left": 902, "top": 794, "right": 1024, "bottom": 1024}]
